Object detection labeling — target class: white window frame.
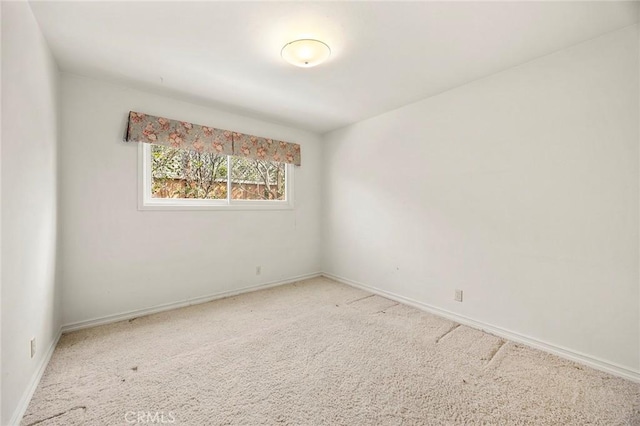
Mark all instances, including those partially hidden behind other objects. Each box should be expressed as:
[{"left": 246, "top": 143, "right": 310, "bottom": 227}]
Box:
[{"left": 138, "top": 143, "right": 294, "bottom": 211}]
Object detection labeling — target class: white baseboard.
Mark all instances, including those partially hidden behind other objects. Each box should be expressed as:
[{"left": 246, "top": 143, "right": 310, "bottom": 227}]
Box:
[
  {"left": 61, "top": 272, "right": 322, "bottom": 334},
  {"left": 11, "top": 273, "right": 321, "bottom": 425},
  {"left": 15, "top": 270, "right": 637, "bottom": 426},
  {"left": 322, "top": 272, "right": 640, "bottom": 383},
  {"left": 9, "top": 328, "right": 62, "bottom": 426}
]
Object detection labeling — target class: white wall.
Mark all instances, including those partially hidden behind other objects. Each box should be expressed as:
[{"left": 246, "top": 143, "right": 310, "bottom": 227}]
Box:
[
  {"left": 1, "top": 2, "right": 3, "bottom": 423},
  {"left": 59, "top": 73, "right": 322, "bottom": 326},
  {"left": 1, "top": 2, "right": 61, "bottom": 424},
  {"left": 322, "top": 25, "right": 640, "bottom": 372}
]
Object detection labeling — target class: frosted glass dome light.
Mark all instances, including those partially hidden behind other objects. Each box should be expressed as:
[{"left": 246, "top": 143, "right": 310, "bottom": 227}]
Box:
[{"left": 281, "top": 39, "right": 331, "bottom": 68}]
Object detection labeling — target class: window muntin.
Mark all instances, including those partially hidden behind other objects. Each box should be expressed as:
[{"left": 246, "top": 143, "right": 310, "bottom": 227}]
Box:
[{"left": 140, "top": 144, "right": 293, "bottom": 210}]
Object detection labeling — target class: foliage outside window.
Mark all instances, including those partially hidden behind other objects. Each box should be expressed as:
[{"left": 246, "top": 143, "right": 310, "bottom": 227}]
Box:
[{"left": 141, "top": 144, "right": 291, "bottom": 209}]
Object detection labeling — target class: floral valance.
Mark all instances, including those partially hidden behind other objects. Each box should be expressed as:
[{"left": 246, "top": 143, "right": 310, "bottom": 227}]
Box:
[{"left": 124, "top": 111, "right": 301, "bottom": 166}]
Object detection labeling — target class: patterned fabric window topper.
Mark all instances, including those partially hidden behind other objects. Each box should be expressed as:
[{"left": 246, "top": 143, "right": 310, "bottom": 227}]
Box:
[
  {"left": 232, "top": 132, "right": 301, "bottom": 166},
  {"left": 124, "top": 111, "right": 301, "bottom": 166}
]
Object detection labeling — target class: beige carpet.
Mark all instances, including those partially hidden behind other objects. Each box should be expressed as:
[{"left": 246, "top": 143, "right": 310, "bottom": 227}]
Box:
[{"left": 22, "top": 277, "right": 640, "bottom": 425}]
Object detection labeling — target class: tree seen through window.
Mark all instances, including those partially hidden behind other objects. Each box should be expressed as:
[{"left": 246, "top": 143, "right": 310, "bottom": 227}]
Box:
[{"left": 150, "top": 145, "right": 285, "bottom": 201}]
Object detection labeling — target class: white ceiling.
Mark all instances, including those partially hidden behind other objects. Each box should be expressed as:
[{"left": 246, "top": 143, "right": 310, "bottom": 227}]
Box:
[{"left": 30, "top": 1, "right": 639, "bottom": 134}]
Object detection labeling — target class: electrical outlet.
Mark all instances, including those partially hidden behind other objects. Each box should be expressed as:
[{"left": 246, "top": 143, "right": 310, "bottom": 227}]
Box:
[
  {"left": 256, "top": 266, "right": 261, "bottom": 275},
  {"left": 30, "top": 338, "right": 36, "bottom": 358},
  {"left": 454, "top": 289, "right": 463, "bottom": 302}
]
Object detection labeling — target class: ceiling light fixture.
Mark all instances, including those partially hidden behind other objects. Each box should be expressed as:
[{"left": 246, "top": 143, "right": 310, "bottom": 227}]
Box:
[{"left": 281, "top": 39, "right": 331, "bottom": 68}]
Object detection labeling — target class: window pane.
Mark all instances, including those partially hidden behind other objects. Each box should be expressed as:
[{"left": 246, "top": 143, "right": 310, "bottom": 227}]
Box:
[
  {"left": 151, "top": 145, "right": 227, "bottom": 199},
  {"left": 230, "top": 156, "right": 286, "bottom": 200}
]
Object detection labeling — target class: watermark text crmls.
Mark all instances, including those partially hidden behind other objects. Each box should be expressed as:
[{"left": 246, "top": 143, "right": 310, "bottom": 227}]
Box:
[{"left": 125, "top": 411, "right": 176, "bottom": 424}]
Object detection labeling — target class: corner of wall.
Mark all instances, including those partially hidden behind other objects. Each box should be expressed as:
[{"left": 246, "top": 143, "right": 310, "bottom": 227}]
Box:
[
  {"left": 637, "top": 17, "right": 640, "bottom": 374},
  {"left": 1, "top": 2, "right": 63, "bottom": 424}
]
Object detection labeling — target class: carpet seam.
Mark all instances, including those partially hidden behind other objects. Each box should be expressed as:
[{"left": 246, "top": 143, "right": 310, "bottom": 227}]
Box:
[{"left": 435, "top": 323, "right": 461, "bottom": 344}]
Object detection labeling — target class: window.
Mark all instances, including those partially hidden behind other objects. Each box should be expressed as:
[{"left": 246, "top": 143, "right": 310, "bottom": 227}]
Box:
[{"left": 139, "top": 144, "right": 293, "bottom": 210}]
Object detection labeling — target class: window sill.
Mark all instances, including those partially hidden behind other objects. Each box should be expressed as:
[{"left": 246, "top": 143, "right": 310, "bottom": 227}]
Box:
[{"left": 138, "top": 200, "right": 294, "bottom": 211}]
